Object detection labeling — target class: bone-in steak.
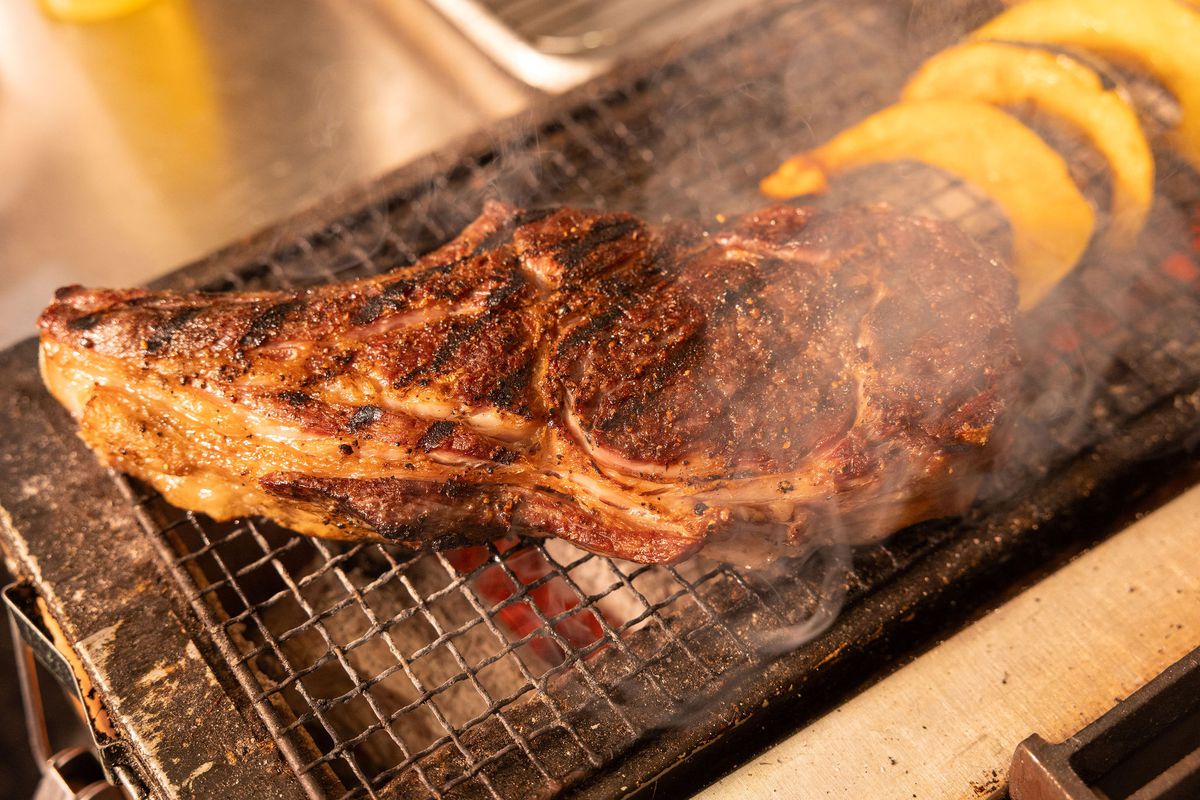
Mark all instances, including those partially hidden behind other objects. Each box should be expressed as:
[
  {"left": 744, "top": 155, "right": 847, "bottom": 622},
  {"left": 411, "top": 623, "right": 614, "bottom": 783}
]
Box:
[{"left": 38, "top": 202, "right": 1019, "bottom": 565}]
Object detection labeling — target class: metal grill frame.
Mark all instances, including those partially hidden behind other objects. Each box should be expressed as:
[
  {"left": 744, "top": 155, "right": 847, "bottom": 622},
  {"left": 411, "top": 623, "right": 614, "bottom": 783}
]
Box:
[
  {"left": 472, "top": 0, "right": 699, "bottom": 53},
  {"left": 2, "top": 0, "right": 1200, "bottom": 798}
]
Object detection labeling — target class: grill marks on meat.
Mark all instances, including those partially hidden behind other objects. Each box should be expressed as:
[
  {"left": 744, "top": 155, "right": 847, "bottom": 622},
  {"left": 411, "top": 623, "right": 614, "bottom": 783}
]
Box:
[{"left": 38, "top": 201, "right": 1019, "bottom": 565}]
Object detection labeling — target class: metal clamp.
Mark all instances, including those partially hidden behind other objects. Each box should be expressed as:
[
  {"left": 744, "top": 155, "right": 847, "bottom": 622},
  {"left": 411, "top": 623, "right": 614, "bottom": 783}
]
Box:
[
  {"left": 4, "top": 582, "right": 147, "bottom": 800},
  {"left": 1009, "top": 645, "right": 1200, "bottom": 799}
]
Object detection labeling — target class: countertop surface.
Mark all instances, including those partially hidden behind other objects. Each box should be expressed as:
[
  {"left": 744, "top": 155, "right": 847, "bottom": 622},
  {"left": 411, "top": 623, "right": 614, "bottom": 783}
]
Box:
[
  {"left": 0, "top": 0, "right": 536, "bottom": 350},
  {"left": 700, "top": 483, "right": 1200, "bottom": 800}
]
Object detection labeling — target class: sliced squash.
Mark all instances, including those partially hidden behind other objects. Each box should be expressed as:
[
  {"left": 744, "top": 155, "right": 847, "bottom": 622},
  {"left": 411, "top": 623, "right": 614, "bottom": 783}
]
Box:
[
  {"left": 761, "top": 100, "right": 1094, "bottom": 309},
  {"left": 974, "top": 0, "right": 1200, "bottom": 173},
  {"left": 903, "top": 41, "right": 1152, "bottom": 250}
]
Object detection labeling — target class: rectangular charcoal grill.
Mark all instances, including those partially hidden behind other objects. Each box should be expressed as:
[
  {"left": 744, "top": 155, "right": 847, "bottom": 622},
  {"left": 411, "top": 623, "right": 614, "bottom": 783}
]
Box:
[{"left": 3, "top": 0, "right": 1200, "bottom": 798}]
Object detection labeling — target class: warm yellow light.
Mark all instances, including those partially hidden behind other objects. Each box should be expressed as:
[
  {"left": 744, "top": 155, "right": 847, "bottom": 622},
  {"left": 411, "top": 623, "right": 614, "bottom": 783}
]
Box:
[{"left": 39, "top": 0, "right": 157, "bottom": 24}]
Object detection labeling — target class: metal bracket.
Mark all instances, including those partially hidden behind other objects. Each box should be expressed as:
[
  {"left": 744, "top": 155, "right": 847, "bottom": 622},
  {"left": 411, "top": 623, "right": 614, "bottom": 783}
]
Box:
[
  {"left": 1010, "top": 645, "right": 1200, "bottom": 799},
  {"left": 4, "top": 581, "right": 147, "bottom": 799},
  {"left": 421, "top": 0, "right": 611, "bottom": 92},
  {"left": 419, "top": 0, "right": 753, "bottom": 92}
]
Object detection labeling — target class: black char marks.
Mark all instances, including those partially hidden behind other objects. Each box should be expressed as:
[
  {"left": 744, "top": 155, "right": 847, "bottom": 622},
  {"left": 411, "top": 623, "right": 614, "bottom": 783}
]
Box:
[
  {"left": 352, "top": 276, "right": 421, "bottom": 326},
  {"left": 346, "top": 405, "right": 383, "bottom": 433},
  {"left": 491, "top": 448, "right": 518, "bottom": 465},
  {"left": 485, "top": 269, "right": 526, "bottom": 309},
  {"left": 557, "top": 218, "right": 641, "bottom": 273},
  {"left": 145, "top": 307, "right": 203, "bottom": 354},
  {"left": 67, "top": 314, "right": 102, "bottom": 332},
  {"left": 593, "top": 327, "right": 706, "bottom": 437},
  {"left": 354, "top": 206, "right": 551, "bottom": 327},
  {"left": 486, "top": 358, "right": 536, "bottom": 412},
  {"left": 417, "top": 421, "right": 457, "bottom": 452},
  {"left": 393, "top": 315, "right": 490, "bottom": 388},
  {"left": 558, "top": 304, "right": 626, "bottom": 356},
  {"left": 278, "top": 390, "right": 313, "bottom": 406},
  {"left": 240, "top": 300, "right": 302, "bottom": 349}
]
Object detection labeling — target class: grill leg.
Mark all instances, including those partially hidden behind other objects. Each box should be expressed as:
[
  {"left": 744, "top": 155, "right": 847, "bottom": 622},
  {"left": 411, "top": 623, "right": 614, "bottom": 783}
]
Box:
[{"left": 4, "top": 582, "right": 141, "bottom": 800}]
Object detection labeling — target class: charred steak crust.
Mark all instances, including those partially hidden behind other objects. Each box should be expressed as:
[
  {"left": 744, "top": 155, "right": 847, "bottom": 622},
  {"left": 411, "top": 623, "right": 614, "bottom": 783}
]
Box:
[{"left": 38, "top": 202, "right": 1019, "bottom": 565}]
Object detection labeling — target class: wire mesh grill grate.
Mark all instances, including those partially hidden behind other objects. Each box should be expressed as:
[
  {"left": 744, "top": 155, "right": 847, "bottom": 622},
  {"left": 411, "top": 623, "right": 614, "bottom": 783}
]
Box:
[{"left": 119, "top": 0, "right": 1200, "bottom": 797}]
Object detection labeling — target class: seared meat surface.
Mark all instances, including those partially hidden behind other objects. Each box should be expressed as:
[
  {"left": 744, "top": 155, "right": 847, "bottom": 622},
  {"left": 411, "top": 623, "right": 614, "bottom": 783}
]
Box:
[{"left": 38, "top": 202, "right": 1018, "bottom": 565}]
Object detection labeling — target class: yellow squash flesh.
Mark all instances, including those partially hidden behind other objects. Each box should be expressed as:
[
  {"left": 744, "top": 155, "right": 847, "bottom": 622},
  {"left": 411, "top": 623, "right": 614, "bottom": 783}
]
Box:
[
  {"left": 974, "top": 0, "right": 1200, "bottom": 173},
  {"left": 761, "top": 100, "right": 1094, "bottom": 309},
  {"left": 903, "top": 41, "right": 1152, "bottom": 251}
]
